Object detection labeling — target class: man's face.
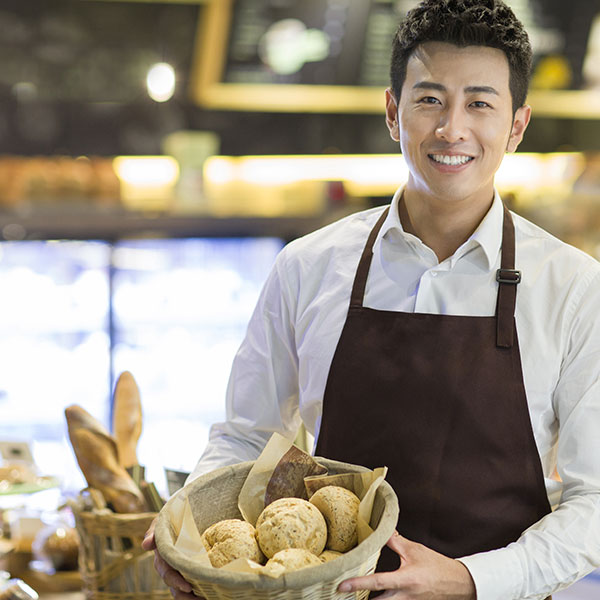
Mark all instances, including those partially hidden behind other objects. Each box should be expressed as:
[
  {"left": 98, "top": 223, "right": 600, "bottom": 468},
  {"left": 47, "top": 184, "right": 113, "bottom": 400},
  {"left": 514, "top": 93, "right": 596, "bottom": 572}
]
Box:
[{"left": 385, "top": 42, "right": 530, "bottom": 207}]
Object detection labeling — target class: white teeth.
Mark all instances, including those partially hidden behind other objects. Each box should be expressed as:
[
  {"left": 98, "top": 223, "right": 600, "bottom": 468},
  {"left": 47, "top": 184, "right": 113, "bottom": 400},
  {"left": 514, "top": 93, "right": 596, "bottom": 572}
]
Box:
[{"left": 430, "top": 154, "right": 473, "bottom": 165}]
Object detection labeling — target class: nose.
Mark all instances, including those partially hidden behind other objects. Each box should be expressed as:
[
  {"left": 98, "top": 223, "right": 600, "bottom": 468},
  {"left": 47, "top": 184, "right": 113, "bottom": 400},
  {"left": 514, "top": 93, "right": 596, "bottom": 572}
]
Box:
[{"left": 435, "top": 106, "right": 468, "bottom": 143}]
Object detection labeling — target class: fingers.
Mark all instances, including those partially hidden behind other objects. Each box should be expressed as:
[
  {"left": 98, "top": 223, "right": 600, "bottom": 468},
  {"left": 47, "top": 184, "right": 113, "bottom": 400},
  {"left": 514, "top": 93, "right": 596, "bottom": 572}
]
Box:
[
  {"left": 142, "top": 517, "right": 193, "bottom": 595},
  {"left": 142, "top": 517, "right": 157, "bottom": 551},
  {"left": 153, "top": 551, "right": 193, "bottom": 594},
  {"left": 338, "top": 571, "right": 401, "bottom": 593},
  {"left": 338, "top": 533, "right": 416, "bottom": 595}
]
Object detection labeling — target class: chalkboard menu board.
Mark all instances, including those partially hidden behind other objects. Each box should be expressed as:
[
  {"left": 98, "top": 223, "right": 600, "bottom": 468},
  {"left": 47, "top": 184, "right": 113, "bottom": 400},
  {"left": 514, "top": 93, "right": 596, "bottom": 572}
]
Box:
[
  {"left": 190, "top": 0, "right": 412, "bottom": 113},
  {"left": 190, "top": 0, "right": 585, "bottom": 113},
  {"left": 222, "top": 0, "right": 398, "bottom": 87}
]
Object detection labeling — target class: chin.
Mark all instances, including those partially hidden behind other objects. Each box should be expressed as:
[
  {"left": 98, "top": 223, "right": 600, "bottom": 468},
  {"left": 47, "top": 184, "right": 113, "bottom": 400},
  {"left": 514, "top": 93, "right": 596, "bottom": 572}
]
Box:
[
  {"left": 426, "top": 179, "right": 490, "bottom": 205},
  {"left": 425, "top": 185, "right": 474, "bottom": 203}
]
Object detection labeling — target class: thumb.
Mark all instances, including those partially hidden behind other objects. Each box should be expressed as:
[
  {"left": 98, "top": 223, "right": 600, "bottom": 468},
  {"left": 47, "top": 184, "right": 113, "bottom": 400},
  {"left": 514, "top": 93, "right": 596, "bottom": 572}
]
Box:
[{"left": 386, "top": 531, "right": 412, "bottom": 557}]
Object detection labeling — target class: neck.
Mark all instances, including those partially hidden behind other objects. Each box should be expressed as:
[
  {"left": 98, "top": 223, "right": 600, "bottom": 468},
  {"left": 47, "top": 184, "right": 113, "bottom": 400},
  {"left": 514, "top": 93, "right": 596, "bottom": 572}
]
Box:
[{"left": 400, "top": 188, "right": 494, "bottom": 262}]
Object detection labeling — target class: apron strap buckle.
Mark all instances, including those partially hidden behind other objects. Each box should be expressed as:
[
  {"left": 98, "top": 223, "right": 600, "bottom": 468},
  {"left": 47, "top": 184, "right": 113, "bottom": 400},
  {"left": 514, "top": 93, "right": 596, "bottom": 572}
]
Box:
[{"left": 496, "top": 268, "right": 522, "bottom": 284}]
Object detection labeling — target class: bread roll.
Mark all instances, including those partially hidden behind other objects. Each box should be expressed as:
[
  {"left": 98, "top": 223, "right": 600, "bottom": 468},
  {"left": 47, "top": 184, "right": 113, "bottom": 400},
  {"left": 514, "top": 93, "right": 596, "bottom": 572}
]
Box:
[
  {"left": 201, "top": 519, "right": 263, "bottom": 568},
  {"left": 256, "top": 497, "right": 327, "bottom": 558},
  {"left": 265, "top": 548, "right": 322, "bottom": 573},
  {"left": 309, "top": 485, "right": 360, "bottom": 552},
  {"left": 319, "top": 549, "right": 343, "bottom": 563},
  {"left": 65, "top": 404, "right": 147, "bottom": 513}
]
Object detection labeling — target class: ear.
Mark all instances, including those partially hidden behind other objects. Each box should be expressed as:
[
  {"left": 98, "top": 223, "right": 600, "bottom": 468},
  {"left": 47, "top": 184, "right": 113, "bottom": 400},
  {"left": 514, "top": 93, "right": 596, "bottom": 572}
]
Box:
[
  {"left": 506, "top": 104, "right": 531, "bottom": 152},
  {"left": 385, "top": 88, "right": 400, "bottom": 142}
]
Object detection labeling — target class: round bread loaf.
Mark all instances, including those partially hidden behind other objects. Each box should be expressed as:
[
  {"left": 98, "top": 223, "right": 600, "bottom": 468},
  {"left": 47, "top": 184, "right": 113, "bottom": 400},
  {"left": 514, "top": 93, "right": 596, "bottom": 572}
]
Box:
[
  {"left": 201, "top": 519, "right": 264, "bottom": 568},
  {"left": 265, "top": 548, "right": 322, "bottom": 573},
  {"left": 309, "top": 485, "right": 360, "bottom": 552},
  {"left": 256, "top": 497, "right": 327, "bottom": 558},
  {"left": 319, "top": 549, "right": 343, "bottom": 563}
]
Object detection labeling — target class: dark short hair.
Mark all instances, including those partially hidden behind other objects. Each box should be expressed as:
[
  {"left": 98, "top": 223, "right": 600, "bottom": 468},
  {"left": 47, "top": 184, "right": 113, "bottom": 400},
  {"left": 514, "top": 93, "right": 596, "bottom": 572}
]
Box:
[{"left": 390, "top": 0, "right": 532, "bottom": 113}]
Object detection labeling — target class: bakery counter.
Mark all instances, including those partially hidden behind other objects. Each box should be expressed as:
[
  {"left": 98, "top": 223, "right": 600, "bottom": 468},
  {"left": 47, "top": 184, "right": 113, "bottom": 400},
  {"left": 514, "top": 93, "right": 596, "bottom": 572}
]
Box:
[{"left": 0, "top": 205, "right": 357, "bottom": 242}]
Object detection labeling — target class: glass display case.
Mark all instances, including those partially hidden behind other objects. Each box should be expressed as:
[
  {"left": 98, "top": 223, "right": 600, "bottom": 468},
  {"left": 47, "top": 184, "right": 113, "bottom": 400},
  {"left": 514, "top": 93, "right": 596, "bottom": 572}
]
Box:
[
  {"left": 0, "top": 241, "right": 111, "bottom": 492},
  {"left": 111, "top": 237, "right": 284, "bottom": 487},
  {"left": 0, "top": 236, "right": 283, "bottom": 495}
]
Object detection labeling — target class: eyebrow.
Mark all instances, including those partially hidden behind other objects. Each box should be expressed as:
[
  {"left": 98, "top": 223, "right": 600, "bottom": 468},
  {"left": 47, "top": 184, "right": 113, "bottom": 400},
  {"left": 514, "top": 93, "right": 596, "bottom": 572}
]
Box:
[{"left": 412, "top": 82, "right": 499, "bottom": 95}]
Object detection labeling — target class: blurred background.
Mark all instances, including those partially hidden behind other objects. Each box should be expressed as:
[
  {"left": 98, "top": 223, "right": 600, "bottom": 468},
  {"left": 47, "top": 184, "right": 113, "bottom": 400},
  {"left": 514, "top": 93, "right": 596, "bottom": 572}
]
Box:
[{"left": 0, "top": 0, "right": 599, "bottom": 597}]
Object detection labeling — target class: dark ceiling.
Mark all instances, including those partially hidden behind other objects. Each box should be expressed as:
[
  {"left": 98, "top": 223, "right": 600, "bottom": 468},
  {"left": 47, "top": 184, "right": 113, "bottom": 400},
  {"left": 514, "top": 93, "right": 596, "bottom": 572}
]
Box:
[{"left": 0, "top": 0, "right": 599, "bottom": 158}]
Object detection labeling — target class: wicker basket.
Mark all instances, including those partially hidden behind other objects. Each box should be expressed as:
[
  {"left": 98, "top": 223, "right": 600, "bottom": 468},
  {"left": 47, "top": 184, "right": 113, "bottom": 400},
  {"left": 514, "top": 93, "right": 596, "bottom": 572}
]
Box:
[
  {"left": 73, "top": 506, "right": 171, "bottom": 600},
  {"left": 155, "top": 458, "right": 399, "bottom": 600}
]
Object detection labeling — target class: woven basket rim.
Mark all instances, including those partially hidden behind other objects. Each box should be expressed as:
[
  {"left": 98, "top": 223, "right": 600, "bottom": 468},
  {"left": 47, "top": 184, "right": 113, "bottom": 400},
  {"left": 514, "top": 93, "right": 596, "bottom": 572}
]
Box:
[
  {"left": 155, "top": 457, "right": 399, "bottom": 590},
  {"left": 77, "top": 510, "right": 159, "bottom": 521}
]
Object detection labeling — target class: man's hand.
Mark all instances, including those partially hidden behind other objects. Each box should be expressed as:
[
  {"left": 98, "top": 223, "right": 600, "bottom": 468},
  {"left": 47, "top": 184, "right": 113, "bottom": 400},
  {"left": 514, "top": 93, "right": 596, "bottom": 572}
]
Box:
[
  {"left": 338, "top": 531, "right": 476, "bottom": 600},
  {"left": 142, "top": 517, "right": 200, "bottom": 599}
]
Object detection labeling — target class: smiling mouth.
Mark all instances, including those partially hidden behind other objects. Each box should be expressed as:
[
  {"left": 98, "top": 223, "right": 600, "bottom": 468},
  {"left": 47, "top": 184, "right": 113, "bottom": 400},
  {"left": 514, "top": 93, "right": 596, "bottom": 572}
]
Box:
[{"left": 428, "top": 154, "right": 474, "bottom": 166}]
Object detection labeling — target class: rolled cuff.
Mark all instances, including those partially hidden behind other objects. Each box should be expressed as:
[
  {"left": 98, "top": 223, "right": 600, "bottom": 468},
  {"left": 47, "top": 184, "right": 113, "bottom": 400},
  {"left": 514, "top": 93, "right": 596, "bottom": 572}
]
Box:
[{"left": 458, "top": 546, "right": 523, "bottom": 600}]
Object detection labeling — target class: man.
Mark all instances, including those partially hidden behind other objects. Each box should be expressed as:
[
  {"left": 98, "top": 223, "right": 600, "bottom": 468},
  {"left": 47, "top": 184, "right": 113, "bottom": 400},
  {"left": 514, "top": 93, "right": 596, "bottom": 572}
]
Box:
[{"left": 143, "top": 1, "right": 600, "bottom": 598}]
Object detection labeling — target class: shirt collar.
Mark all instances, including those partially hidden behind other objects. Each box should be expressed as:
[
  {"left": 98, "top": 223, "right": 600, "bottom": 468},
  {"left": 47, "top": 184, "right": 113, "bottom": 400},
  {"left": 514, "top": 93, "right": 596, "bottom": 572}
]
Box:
[
  {"left": 374, "top": 187, "right": 505, "bottom": 271},
  {"left": 469, "top": 190, "right": 504, "bottom": 270}
]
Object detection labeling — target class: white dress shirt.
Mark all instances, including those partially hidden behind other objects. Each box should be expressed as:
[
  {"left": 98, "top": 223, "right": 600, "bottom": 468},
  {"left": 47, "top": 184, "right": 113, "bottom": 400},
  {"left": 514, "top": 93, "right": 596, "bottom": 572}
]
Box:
[{"left": 190, "top": 188, "right": 600, "bottom": 600}]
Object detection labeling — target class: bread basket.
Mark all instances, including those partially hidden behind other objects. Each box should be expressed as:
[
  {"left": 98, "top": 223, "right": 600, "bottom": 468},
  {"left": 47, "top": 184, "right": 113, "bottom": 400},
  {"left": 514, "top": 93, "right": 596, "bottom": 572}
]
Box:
[
  {"left": 155, "top": 457, "right": 399, "bottom": 600},
  {"left": 73, "top": 507, "right": 171, "bottom": 600}
]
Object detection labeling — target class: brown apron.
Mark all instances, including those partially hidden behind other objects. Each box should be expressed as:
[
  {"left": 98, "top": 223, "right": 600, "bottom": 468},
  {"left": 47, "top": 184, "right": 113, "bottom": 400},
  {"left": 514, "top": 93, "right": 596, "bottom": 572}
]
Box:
[{"left": 315, "top": 204, "right": 552, "bottom": 594}]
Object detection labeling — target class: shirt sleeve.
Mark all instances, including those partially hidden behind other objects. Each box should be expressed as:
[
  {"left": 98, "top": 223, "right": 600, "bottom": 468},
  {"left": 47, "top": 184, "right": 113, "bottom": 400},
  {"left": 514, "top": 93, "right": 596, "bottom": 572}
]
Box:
[
  {"left": 459, "top": 268, "right": 600, "bottom": 600},
  {"left": 186, "top": 247, "right": 302, "bottom": 483}
]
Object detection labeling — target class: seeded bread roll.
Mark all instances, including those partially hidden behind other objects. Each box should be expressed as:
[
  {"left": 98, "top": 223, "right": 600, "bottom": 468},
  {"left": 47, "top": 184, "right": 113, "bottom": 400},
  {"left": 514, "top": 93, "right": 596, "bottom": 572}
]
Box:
[
  {"left": 309, "top": 485, "right": 360, "bottom": 552},
  {"left": 265, "top": 548, "right": 322, "bottom": 573},
  {"left": 256, "top": 497, "right": 327, "bottom": 558},
  {"left": 319, "top": 549, "right": 343, "bottom": 563},
  {"left": 201, "top": 519, "right": 264, "bottom": 568}
]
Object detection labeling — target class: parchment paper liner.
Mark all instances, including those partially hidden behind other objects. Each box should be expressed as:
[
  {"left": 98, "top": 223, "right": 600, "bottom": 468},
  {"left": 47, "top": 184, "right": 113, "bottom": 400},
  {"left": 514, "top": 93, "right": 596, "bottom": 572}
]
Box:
[{"left": 167, "top": 433, "right": 388, "bottom": 577}]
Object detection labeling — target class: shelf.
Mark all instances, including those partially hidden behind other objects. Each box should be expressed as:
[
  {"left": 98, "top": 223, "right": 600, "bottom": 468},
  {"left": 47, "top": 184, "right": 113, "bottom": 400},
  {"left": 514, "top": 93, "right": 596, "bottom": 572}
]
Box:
[
  {"left": 0, "top": 207, "right": 357, "bottom": 242},
  {"left": 527, "top": 89, "right": 600, "bottom": 119},
  {"left": 0, "top": 477, "right": 59, "bottom": 496},
  {"left": 193, "top": 84, "right": 600, "bottom": 118},
  {"left": 193, "top": 80, "right": 600, "bottom": 118}
]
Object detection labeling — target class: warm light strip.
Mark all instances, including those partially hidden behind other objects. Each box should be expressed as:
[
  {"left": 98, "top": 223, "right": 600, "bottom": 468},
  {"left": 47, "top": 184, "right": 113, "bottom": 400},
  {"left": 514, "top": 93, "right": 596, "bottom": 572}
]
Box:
[
  {"left": 113, "top": 156, "right": 180, "bottom": 186},
  {"left": 496, "top": 152, "right": 585, "bottom": 189},
  {"left": 205, "top": 155, "right": 410, "bottom": 187},
  {"left": 204, "top": 152, "right": 583, "bottom": 192}
]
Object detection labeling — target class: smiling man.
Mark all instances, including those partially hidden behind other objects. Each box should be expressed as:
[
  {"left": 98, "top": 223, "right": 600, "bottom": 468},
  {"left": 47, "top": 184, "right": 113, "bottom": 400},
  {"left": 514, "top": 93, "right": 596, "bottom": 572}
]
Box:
[
  {"left": 384, "top": 40, "right": 530, "bottom": 264},
  {"left": 144, "top": 2, "right": 600, "bottom": 599}
]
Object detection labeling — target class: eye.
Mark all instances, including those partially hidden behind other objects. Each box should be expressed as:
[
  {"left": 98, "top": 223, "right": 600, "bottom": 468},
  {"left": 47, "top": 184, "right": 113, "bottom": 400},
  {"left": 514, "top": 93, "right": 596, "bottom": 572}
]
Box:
[
  {"left": 419, "top": 96, "right": 441, "bottom": 105},
  {"left": 471, "top": 100, "right": 491, "bottom": 108}
]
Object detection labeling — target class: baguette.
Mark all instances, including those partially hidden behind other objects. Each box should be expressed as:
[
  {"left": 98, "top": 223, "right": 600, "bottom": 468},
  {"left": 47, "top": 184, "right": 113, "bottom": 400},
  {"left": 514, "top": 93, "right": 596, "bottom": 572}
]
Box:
[
  {"left": 112, "top": 371, "right": 142, "bottom": 469},
  {"left": 65, "top": 404, "right": 147, "bottom": 513}
]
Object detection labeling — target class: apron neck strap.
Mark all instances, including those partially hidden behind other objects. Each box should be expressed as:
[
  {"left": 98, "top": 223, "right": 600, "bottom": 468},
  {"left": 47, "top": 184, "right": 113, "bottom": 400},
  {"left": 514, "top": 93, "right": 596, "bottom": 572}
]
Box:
[
  {"left": 349, "top": 207, "right": 389, "bottom": 308},
  {"left": 495, "top": 204, "right": 519, "bottom": 349}
]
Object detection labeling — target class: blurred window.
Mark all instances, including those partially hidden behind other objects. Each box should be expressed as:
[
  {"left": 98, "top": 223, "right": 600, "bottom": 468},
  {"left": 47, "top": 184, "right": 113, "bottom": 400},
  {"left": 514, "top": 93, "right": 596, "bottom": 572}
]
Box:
[{"left": 0, "top": 237, "right": 283, "bottom": 495}]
